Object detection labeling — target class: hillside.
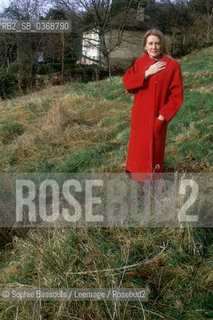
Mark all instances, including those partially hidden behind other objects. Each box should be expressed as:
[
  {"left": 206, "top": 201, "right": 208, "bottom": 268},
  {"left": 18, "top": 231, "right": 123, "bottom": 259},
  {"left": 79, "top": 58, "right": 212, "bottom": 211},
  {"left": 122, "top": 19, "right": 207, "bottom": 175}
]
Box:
[
  {"left": 0, "top": 47, "right": 212, "bottom": 319},
  {"left": 0, "top": 47, "right": 213, "bottom": 173}
]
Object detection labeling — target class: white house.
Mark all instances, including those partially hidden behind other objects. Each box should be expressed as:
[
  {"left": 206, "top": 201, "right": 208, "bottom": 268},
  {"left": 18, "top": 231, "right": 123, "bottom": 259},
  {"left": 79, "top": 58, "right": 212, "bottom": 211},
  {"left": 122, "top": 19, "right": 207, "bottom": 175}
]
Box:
[
  {"left": 80, "top": 29, "right": 102, "bottom": 65},
  {"left": 78, "top": 1, "right": 148, "bottom": 70},
  {"left": 78, "top": 1, "right": 173, "bottom": 70}
]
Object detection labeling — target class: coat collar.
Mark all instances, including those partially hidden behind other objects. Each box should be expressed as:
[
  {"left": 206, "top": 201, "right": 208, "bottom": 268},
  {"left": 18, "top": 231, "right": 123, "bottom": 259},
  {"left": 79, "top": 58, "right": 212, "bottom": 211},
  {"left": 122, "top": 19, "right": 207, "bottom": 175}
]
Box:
[{"left": 142, "top": 53, "right": 170, "bottom": 64}]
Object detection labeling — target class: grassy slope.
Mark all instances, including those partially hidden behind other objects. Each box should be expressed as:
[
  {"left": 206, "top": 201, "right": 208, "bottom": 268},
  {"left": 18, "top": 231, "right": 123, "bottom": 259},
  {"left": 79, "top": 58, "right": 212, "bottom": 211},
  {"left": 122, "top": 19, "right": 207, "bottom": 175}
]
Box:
[
  {"left": 0, "top": 47, "right": 213, "bottom": 173},
  {"left": 0, "top": 47, "right": 212, "bottom": 319}
]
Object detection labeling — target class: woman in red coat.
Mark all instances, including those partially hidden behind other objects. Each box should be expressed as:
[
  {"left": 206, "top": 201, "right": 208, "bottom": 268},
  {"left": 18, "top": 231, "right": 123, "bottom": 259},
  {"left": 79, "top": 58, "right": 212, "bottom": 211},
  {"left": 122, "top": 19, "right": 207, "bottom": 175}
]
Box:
[{"left": 123, "top": 28, "right": 183, "bottom": 182}]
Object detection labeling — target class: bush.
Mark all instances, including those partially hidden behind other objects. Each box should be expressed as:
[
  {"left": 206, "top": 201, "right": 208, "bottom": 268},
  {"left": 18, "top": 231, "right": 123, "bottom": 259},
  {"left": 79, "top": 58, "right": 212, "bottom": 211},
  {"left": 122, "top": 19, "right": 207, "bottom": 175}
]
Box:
[
  {"left": 64, "top": 57, "right": 78, "bottom": 65},
  {"left": 0, "top": 71, "right": 17, "bottom": 99},
  {"left": 170, "top": 34, "right": 212, "bottom": 58},
  {"left": 8, "top": 59, "right": 37, "bottom": 93},
  {"left": 45, "top": 62, "right": 61, "bottom": 73},
  {"left": 66, "top": 64, "right": 108, "bottom": 82}
]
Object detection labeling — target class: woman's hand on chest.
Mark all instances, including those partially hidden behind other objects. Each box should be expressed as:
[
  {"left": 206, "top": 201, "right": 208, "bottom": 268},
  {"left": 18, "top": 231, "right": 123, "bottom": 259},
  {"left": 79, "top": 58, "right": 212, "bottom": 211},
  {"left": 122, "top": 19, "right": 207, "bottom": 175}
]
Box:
[{"left": 145, "top": 61, "right": 166, "bottom": 79}]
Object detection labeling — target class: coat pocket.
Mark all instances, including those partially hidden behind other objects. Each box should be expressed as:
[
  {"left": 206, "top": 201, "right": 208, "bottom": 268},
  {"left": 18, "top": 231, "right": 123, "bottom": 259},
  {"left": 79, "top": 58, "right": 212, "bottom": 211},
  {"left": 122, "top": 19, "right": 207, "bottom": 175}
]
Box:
[{"left": 154, "top": 117, "right": 167, "bottom": 139}]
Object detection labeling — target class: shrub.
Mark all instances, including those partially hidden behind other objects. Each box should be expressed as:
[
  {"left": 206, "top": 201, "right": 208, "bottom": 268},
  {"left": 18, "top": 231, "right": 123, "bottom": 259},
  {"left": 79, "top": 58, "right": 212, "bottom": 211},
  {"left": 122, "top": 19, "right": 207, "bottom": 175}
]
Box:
[
  {"left": 0, "top": 71, "right": 18, "bottom": 99},
  {"left": 66, "top": 64, "right": 108, "bottom": 82}
]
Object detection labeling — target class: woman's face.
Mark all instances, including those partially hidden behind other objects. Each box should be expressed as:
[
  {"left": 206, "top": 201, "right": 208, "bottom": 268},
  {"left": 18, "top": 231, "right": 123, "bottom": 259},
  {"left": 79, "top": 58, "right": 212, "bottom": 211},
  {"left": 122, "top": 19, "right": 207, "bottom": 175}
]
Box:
[{"left": 144, "top": 35, "right": 162, "bottom": 59}]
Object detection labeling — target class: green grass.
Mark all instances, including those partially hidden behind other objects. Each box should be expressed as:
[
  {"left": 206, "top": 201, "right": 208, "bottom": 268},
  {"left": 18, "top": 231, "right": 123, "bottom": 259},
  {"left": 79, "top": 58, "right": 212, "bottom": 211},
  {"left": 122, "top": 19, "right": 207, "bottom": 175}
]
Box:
[
  {"left": 1, "top": 83, "right": 212, "bottom": 173},
  {"left": 0, "top": 119, "right": 25, "bottom": 144},
  {"left": 0, "top": 46, "right": 213, "bottom": 319},
  {"left": 0, "top": 227, "right": 212, "bottom": 319},
  {"left": 181, "top": 46, "right": 213, "bottom": 73}
]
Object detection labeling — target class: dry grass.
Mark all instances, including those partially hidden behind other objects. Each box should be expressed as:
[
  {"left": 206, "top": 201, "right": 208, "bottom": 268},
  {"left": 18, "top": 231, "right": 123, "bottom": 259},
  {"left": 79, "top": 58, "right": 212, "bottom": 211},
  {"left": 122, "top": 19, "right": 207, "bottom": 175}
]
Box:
[
  {"left": 0, "top": 49, "right": 212, "bottom": 319},
  {"left": 0, "top": 225, "right": 212, "bottom": 319},
  {"left": 0, "top": 78, "right": 130, "bottom": 172}
]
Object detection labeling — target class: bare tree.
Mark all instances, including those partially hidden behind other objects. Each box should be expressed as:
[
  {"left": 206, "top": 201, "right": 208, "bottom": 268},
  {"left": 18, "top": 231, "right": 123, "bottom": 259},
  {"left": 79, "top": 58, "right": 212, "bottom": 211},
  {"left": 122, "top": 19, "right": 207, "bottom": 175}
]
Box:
[
  {"left": 52, "top": 0, "right": 138, "bottom": 81},
  {"left": 0, "top": 0, "right": 51, "bottom": 92},
  {"left": 191, "top": 0, "right": 213, "bottom": 44},
  {"left": 1, "top": 0, "right": 51, "bottom": 19}
]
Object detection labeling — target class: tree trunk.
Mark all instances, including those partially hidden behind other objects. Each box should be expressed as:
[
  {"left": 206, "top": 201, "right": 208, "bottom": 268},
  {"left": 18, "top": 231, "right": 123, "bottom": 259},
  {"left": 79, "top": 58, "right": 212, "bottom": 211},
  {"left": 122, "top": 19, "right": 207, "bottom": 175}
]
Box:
[
  {"left": 108, "top": 53, "right": 112, "bottom": 85},
  {"left": 61, "top": 33, "right": 65, "bottom": 82},
  {"left": 206, "top": 9, "right": 213, "bottom": 43},
  {"left": 103, "top": 53, "right": 112, "bottom": 83}
]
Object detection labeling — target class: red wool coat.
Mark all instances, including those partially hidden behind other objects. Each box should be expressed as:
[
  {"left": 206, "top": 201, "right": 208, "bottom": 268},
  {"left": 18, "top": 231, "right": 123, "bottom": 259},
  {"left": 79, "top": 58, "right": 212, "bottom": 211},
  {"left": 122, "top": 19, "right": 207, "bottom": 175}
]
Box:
[{"left": 122, "top": 53, "right": 183, "bottom": 181}]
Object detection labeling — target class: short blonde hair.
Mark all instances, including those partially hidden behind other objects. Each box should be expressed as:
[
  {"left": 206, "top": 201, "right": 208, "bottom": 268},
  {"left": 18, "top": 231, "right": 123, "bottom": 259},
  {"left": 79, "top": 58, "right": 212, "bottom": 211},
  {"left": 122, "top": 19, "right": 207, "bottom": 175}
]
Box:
[{"left": 143, "top": 28, "right": 168, "bottom": 55}]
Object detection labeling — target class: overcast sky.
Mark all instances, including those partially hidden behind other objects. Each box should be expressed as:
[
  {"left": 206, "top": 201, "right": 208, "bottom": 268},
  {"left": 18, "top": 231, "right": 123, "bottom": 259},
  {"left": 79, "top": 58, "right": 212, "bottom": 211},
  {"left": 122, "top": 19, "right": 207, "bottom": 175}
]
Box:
[
  {"left": 0, "top": 0, "right": 9, "bottom": 13},
  {"left": 0, "top": 0, "right": 52, "bottom": 15}
]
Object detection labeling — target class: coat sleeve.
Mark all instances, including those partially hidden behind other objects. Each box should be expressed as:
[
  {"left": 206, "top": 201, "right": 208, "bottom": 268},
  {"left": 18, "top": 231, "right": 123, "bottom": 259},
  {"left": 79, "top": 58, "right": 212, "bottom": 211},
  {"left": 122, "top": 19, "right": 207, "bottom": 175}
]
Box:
[
  {"left": 122, "top": 63, "right": 145, "bottom": 94},
  {"left": 158, "top": 62, "right": 183, "bottom": 122}
]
